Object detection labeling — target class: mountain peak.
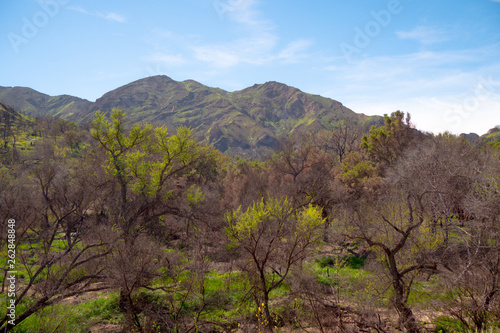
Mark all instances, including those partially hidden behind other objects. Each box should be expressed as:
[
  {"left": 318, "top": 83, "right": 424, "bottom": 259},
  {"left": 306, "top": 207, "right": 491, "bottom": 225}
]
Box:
[
  {"left": 124, "top": 75, "right": 177, "bottom": 89},
  {"left": 487, "top": 126, "right": 500, "bottom": 135},
  {"left": 0, "top": 76, "right": 382, "bottom": 157},
  {"left": 259, "top": 81, "right": 296, "bottom": 91},
  {"left": 94, "top": 75, "right": 181, "bottom": 105}
]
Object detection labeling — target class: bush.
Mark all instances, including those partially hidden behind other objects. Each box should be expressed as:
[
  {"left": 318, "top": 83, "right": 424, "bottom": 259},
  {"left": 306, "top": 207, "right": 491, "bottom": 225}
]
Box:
[{"left": 316, "top": 254, "right": 366, "bottom": 269}]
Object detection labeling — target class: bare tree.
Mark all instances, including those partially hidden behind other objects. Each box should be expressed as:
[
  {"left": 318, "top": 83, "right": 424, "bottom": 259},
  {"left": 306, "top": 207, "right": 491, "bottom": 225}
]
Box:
[
  {"left": 0, "top": 151, "right": 111, "bottom": 331},
  {"left": 436, "top": 145, "right": 500, "bottom": 331},
  {"left": 319, "top": 122, "right": 362, "bottom": 163}
]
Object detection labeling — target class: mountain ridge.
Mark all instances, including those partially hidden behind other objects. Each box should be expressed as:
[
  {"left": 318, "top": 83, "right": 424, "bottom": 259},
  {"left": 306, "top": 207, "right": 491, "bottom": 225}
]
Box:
[{"left": 0, "top": 75, "right": 382, "bottom": 156}]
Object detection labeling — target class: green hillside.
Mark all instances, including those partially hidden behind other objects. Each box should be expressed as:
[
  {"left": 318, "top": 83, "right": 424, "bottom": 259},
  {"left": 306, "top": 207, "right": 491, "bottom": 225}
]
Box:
[
  {"left": 0, "top": 102, "right": 36, "bottom": 155},
  {"left": 0, "top": 76, "right": 382, "bottom": 156}
]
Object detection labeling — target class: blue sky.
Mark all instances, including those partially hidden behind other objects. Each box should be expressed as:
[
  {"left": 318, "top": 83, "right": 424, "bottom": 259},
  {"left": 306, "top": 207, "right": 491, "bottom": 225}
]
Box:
[{"left": 1, "top": 0, "right": 500, "bottom": 134}]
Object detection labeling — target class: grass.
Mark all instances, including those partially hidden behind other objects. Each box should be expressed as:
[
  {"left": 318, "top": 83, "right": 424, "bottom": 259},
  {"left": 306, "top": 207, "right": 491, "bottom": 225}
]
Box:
[
  {"left": 9, "top": 293, "right": 122, "bottom": 333},
  {"left": 433, "top": 316, "right": 500, "bottom": 333},
  {"left": 0, "top": 232, "right": 82, "bottom": 284},
  {"left": 1, "top": 243, "right": 479, "bottom": 333}
]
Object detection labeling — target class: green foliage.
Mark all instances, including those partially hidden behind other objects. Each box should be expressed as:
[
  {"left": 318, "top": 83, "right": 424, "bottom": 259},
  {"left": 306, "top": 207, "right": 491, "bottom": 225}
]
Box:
[
  {"left": 434, "top": 316, "right": 466, "bottom": 333},
  {"left": 186, "top": 184, "right": 205, "bottom": 205},
  {"left": 91, "top": 108, "right": 218, "bottom": 201},
  {"left": 90, "top": 108, "right": 152, "bottom": 186},
  {"left": 361, "top": 110, "right": 413, "bottom": 165},
  {"left": 338, "top": 151, "right": 378, "bottom": 187},
  {"left": 316, "top": 254, "right": 366, "bottom": 269},
  {"left": 11, "top": 294, "right": 122, "bottom": 333},
  {"left": 225, "top": 197, "right": 324, "bottom": 246}
]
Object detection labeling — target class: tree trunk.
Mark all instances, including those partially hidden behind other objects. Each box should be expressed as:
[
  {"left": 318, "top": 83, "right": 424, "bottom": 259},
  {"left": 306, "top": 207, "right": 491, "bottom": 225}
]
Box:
[
  {"left": 388, "top": 253, "right": 421, "bottom": 333},
  {"left": 263, "top": 291, "right": 273, "bottom": 333},
  {"left": 395, "top": 301, "right": 421, "bottom": 333}
]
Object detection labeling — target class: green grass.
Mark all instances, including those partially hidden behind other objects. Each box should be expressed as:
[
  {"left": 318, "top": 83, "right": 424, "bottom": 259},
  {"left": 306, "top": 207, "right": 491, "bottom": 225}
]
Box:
[
  {"left": 138, "top": 269, "right": 253, "bottom": 329},
  {"left": 9, "top": 293, "right": 122, "bottom": 333},
  {"left": 434, "top": 316, "right": 465, "bottom": 333}
]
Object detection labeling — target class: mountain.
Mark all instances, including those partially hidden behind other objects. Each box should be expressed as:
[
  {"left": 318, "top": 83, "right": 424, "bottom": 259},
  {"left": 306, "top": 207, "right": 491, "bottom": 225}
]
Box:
[
  {"left": 0, "top": 102, "right": 33, "bottom": 128},
  {"left": 459, "top": 132, "right": 480, "bottom": 143},
  {"left": 479, "top": 126, "right": 500, "bottom": 147},
  {"left": 0, "top": 76, "right": 382, "bottom": 156},
  {"left": 0, "top": 86, "right": 92, "bottom": 119},
  {"left": 459, "top": 126, "right": 500, "bottom": 148}
]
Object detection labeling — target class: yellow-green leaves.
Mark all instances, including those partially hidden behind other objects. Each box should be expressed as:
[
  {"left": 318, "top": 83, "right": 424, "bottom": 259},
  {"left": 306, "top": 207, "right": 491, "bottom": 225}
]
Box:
[
  {"left": 91, "top": 109, "right": 151, "bottom": 157},
  {"left": 297, "top": 203, "right": 324, "bottom": 235},
  {"left": 91, "top": 109, "right": 151, "bottom": 186},
  {"left": 90, "top": 109, "right": 217, "bottom": 202},
  {"left": 225, "top": 197, "right": 325, "bottom": 321},
  {"left": 225, "top": 197, "right": 324, "bottom": 246},
  {"left": 225, "top": 200, "right": 267, "bottom": 242},
  {"left": 186, "top": 185, "right": 205, "bottom": 205},
  {"left": 338, "top": 151, "right": 377, "bottom": 188}
]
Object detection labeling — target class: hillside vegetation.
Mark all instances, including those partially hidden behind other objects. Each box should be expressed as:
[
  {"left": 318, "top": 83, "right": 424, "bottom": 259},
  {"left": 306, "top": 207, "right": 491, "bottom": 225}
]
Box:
[
  {"left": 0, "top": 76, "right": 382, "bottom": 157},
  {"left": 1, "top": 107, "right": 499, "bottom": 333}
]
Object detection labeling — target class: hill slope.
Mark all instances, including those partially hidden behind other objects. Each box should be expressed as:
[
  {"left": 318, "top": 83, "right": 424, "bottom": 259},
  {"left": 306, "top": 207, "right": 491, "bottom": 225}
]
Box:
[
  {"left": 0, "top": 76, "right": 382, "bottom": 155},
  {"left": 0, "top": 86, "right": 92, "bottom": 119}
]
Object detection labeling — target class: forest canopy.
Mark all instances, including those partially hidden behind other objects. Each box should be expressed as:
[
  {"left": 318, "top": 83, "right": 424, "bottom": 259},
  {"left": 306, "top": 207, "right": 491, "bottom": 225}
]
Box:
[{"left": 1, "top": 109, "right": 500, "bottom": 333}]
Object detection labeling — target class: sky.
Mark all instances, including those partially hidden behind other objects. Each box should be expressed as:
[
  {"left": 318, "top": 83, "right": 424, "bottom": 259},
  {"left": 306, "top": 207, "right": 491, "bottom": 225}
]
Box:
[{"left": 1, "top": 0, "right": 500, "bottom": 135}]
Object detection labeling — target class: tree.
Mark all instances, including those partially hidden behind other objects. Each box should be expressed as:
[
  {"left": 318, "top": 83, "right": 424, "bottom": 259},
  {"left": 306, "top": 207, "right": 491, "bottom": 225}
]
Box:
[
  {"left": 345, "top": 189, "right": 439, "bottom": 333},
  {"left": 90, "top": 108, "right": 220, "bottom": 330},
  {"left": 225, "top": 197, "right": 324, "bottom": 332},
  {"left": 270, "top": 135, "right": 338, "bottom": 242},
  {"left": 319, "top": 122, "right": 362, "bottom": 163},
  {"left": 361, "top": 111, "right": 416, "bottom": 167},
  {"left": 0, "top": 149, "right": 111, "bottom": 332},
  {"left": 436, "top": 145, "right": 500, "bottom": 331},
  {"left": 222, "top": 157, "right": 272, "bottom": 212},
  {"left": 0, "top": 107, "right": 13, "bottom": 149},
  {"left": 271, "top": 134, "right": 316, "bottom": 184},
  {"left": 341, "top": 136, "right": 463, "bottom": 332},
  {"left": 344, "top": 133, "right": 494, "bottom": 332}
]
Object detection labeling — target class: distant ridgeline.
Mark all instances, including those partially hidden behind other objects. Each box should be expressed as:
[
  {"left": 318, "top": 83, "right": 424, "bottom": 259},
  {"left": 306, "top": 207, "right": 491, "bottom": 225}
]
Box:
[
  {"left": 460, "top": 125, "right": 500, "bottom": 148},
  {"left": 1, "top": 76, "right": 498, "bottom": 156},
  {"left": 0, "top": 76, "right": 382, "bottom": 157}
]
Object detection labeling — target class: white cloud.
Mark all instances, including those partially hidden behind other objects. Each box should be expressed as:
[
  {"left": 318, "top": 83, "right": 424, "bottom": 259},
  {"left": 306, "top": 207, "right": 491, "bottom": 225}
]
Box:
[
  {"left": 67, "top": 6, "right": 90, "bottom": 14},
  {"left": 346, "top": 92, "right": 500, "bottom": 135},
  {"left": 214, "top": 0, "right": 266, "bottom": 28},
  {"left": 143, "top": 52, "right": 186, "bottom": 66},
  {"left": 67, "top": 6, "right": 126, "bottom": 23},
  {"left": 102, "top": 12, "right": 126, "bottom": 23},
  {"left": 320, "top": 45, "right": 500, "bottom": 134},
  {"left": 278, "top": 40, "right": 313, "bottom": 63},
  {"left": 193, "top": 47, "right": 241, "bottom": 67},
  {"left": 396, "top": 25, "right": 448, "bottom": 45},
  {"left": 200, "top": 0, "right": 319, "bottom": 68},
  {"left": 190, "top": 1, "right": 315, "bottom": 68},
  {"left": 192, "top": 33, "right": 278, "bottom": 68},
  {"left": 192, "top": 36, "right": 315, "bottom": 68}
]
